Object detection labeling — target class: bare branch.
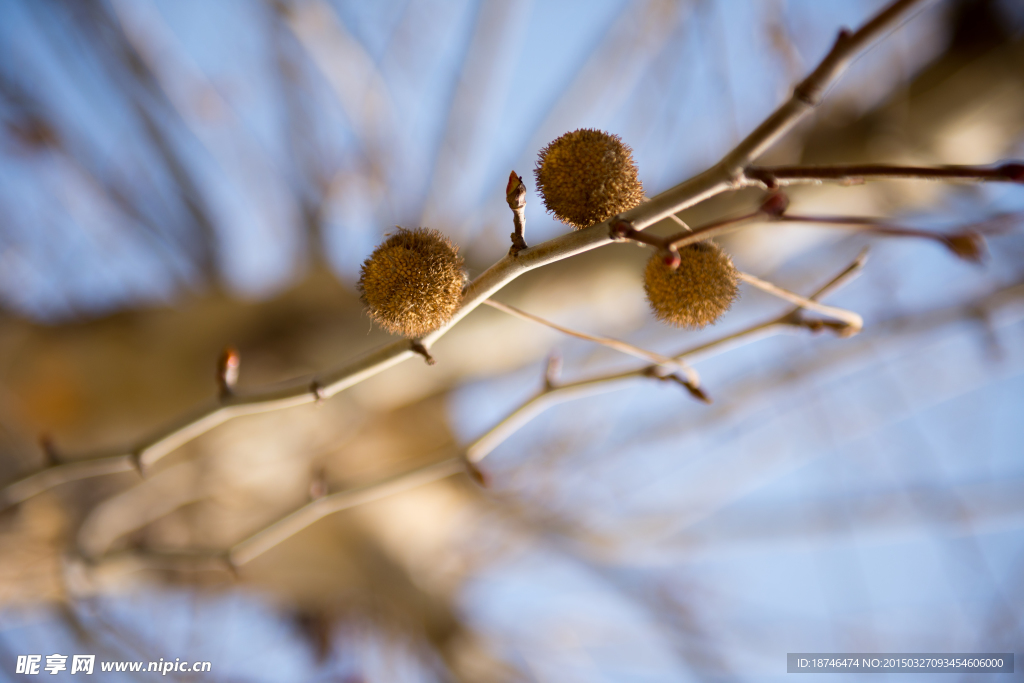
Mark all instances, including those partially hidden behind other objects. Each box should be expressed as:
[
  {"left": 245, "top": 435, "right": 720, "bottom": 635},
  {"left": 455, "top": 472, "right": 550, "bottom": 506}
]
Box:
[
  {"left": 228, "top": 457, "right": 464, "bottom": 567},
  {"left": 2, "top": 159, "right": 723, "bottom": 508},
  {"left": 482, "top": 299, "right": 701, "bottom": 385},
  {"left": 808, "top": 247, "right": 870, "bottom": 300},
  {"left": 643, "top": 368, "right": 712, "bottom": 404},
  {"left": 718, "top": 0, "right": 933, "bottom": 175},
  {"left": 665, "top": 211, "right": 764, "bottom": 251},
  {"left": 1, "top": 456, "right": 137, "bottom": 509},
  {"left": 744, "top": 162, "right": 1024, "bottom": 188},
  {"left": 467, "top": 252, "right": 868, "bottom": 464},
  {"left": 777, "top": 214, "right": 997, "bottom": 262},
  {"left": 737, "top": 271, "right": 863, "bottom": 335},
  {"left": 83, "top": 272, "right": 1024, "bottom": 575},
  {"left": 0, "top": 0, "right": 952, "bottom": 509},
  {"left": 661, "top": 204, "right": 1003, "bottom": 267},
  {"left": 84, "top": 252, "right": 870, "bottom": 566}
]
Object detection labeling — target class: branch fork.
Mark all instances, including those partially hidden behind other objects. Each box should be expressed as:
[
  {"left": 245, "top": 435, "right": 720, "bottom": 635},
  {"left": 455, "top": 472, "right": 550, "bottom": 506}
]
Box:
[{"left": 642, "top": 367, "right": 711, "bottom": 404}]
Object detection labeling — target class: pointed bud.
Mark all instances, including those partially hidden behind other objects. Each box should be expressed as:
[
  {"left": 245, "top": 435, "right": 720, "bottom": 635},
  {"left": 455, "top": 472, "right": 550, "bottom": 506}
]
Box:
[
  {"left": 943, "top": 232, "right": 986, "bottom": 263},
  {"left": 682, "top": 381, "right": 712, "bottom": 404},
  {"left": 506, "top": 170, "right": 520, "bottom": 197},
  {"left": 506, "top": 171, "right": 526, "bottom": 210},
  {"left": 217, "top": 347, "right": 240, "bottom": 397},
  {"left": 465, "top": 461, "right": 489, "bottom": 487}
]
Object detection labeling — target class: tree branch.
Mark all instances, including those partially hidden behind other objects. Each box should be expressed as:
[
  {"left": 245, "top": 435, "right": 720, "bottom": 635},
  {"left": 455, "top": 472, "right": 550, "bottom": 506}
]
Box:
[
  {"left": 776, "top": 214, "right": 996, "bottom": 262},
  {"left": 482, "top": 299, "right": 701, "bottom": 385},
  {"left": 717, "top": 0, "right": 932, "bottom": 177},
  {"left": 1, "top": 455, "right": 137, "bottom": 509},
  {"left": 82, "top": 251, "right": 868, "bottom": 569},
  {"left": 467, "top": 251, "right": 868, "bottom": 464},
  {"left": 0, "top": 0, "right": 943, "bottom": 510},
  {"left": 228, "top": 457, "right": 464, "bottom": 567},
  {"left": 737, "top": 271, "right": 863, "bottom": 335},
  {"left": 659, "top": 204, "right": 1003, "bottom": 266},
  {"left": 744, "top": 162, "right": 1024, "bottom": 188}
]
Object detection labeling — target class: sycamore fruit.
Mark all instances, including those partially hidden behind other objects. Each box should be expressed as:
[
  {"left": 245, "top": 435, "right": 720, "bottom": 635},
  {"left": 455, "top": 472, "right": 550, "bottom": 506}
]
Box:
[
  {"left": 644, "top": 242, "right": 739, "bottom": 329},
  {"left": 358, "top": 228, "right": 466, "bottom": 337},
  {"left": 534, "top": 128, "right": 644, "bottom": 230}
]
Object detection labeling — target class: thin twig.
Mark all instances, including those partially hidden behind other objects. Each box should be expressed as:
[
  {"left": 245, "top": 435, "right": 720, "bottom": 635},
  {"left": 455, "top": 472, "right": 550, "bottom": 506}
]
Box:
[
  {"left": 744, "top": 162, "right": 1024, "bottom": 188},
  {"left": 228, "top": 457, "right": 464, "bottom": 567},
  {"left": 778, "top": 214, "right": 989, "bottom": 262},
  {"left": 665, "top": 209, "right": 996, "bottom": 266},
  {"left": 718, "top": 0, "right": 931, "bottom": 175},
  {"left": 1, "top": 456, "right": 137, "bottom": 509},
  {"left": 665, "top": 211, "right": 764, "bottom": 250},
  {"left": 97, "top": 254, "right": 868, "bottom": 567},
  {"left": 609, "top": 209, "right": 763, "bottom": 255},
  {"left": 737, "top": 271, "right": 863, "bottom": 335},
  {"left": 87, "top": 271, "right": 1024, "bottom": 576},
  {"left": 467, "top": 252, "right": 869, "bottom": 463},
  {"left": 612, "top": 2, "right": 933, "bottom": 234},
  {"left": 0, "top": 0, "right": 935, "bottom": 509},
  {"left": 808, "top": 247, "right": 871, "bottom": 300},
  {"left": 482, "top": 299, "right": 701, "bottom": 385}
]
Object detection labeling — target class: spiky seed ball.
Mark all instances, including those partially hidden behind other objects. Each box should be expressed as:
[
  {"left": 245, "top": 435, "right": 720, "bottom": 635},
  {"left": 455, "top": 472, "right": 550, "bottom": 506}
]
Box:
[
  {"left": 358, "top": 227, "right": 466, "bottom": 337},
  {"left": 644, "top": 242, "right": 739, "bottom": 329},
  {"left": 534, "top": 128, "right": 645, "bottom": 230}
]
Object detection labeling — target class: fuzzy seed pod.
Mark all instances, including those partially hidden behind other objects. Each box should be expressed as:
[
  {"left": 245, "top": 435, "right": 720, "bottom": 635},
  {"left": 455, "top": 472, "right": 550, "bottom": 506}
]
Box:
[
  {"left": 358, "top": 227, "right": 466, "bottom": 337},
  {"left": 534, "top": 128, "right": 644, "bottom": 230},
  {"left": 644, "top": 242, "right": 739, "bottom": 329}
]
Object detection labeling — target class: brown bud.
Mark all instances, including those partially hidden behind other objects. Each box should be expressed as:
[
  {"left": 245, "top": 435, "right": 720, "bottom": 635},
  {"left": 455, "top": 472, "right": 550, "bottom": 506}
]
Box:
[
  {"left": 39, "top": 434, "right": 60, "bottom": 467},
  {"left": 506, "top": 171, "right": 526, "bottom": 209},
  {"left": 217, "top": 347, "right": 240, "bottom": 397},
  {"left": 759, "top": 191, "right": 789, "bottom": 218},
  {"left": 610, "top": 218, "right": 635, "bottom": 240},
  {"left": 534, "top": 128, "right": 644, "bottom": 230},
  {"left": 942, "top": 232, "right": 986, "bottom": 263},
  {"left": 644, "top": 241, "right": 739, "bottom": 329},
  {"left": 465, "top": 460, "right": 489, "bottom": 488},
  {"left": 358, "top": 228, "right": 467, "bottom": 338}
]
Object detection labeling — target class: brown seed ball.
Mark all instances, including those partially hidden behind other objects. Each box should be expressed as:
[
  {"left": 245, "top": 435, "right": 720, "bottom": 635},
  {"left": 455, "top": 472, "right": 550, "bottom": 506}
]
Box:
[
  {"left": 534, "top": 128, "right": 645, "bottom": 230},
  {"left": 644, "top": 242, "right": 739, "bottom": 329},
  {"left": 358, "top": 227, "right": 466, "bottom": 337}
]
